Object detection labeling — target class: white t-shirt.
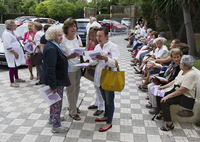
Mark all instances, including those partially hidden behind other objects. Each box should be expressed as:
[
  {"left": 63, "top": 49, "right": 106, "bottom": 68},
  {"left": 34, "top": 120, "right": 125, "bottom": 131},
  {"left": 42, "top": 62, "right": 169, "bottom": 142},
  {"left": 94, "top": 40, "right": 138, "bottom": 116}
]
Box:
[
  {"left": 154, "top": 45, "right": 168, "bottom": 59},
  {"left": 60, "top": 35, "right": 83, "bottom": 72},
  {"left": 90, "top": 21, "right": 101, "bottom": 28},
  {"left": 86, "top": 22, "right": 91, "bottom": 35},
  {"left": 165, "top": 70, "right": 198, "bottom": 98},
  {"left": 33, "top": 30, "right": 44, "bottom": 53}
]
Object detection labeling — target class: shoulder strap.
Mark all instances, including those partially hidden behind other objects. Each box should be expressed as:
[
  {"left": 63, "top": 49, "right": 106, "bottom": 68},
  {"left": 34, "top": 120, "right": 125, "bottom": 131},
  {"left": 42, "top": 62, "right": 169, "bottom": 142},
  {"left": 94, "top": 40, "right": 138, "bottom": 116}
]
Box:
[{"left": 76, "top": 35, "right": 79, "bottom": 40}]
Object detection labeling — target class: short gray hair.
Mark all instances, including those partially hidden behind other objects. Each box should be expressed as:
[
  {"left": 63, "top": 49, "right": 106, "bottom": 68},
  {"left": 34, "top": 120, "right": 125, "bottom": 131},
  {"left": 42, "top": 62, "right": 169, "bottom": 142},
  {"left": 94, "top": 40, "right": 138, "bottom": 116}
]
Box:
[
  {"left": 147, "top": 28, "right": 152, "bottom": 34},
  {"left": 45, "top": 27, "right": 62, "bottom": 41},
  {"left": 154, "top": 37, "right": 167, "bottom": 44},
  {"left": 5, "top": 20, "right": 15, "bottom": 30},
  {"left": 91, "top": 17, "right": 96, "bottom": 22},
  {"left": 180, "top": 55, "right": 195, "bottom": 69}
]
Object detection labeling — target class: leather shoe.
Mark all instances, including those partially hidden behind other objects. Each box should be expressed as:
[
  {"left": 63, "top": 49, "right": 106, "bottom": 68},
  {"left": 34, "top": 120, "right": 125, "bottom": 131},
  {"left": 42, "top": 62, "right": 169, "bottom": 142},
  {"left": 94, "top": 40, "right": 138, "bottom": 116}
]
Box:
[
  {"left": 149, "top": 109, "right": 157, "bottom": 114},
  {"left": 146, "top": 104, "right": 152, "bottom": 108},
  {"left": 95, "top": 118, "right": 107, "bottom": 122},
  {"left": 99, "top": 124, "right": 112, "bottom": 132}
]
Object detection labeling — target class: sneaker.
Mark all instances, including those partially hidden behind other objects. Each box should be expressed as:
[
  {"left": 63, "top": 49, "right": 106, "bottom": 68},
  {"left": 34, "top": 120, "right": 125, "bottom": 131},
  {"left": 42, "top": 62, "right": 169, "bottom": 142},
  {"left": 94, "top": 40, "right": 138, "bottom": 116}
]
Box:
[
  {"left": 133, "top": 66, "right": 141, "bottom": 72},
  {"left": 10, "top": 83, "right": 19, "bottom": 87},
  {"left": 51, "top": 125, "right": 69, "bottom": 133},
  {"left": 15, "top": 79, "right": 25, "bottom": 83},
  {"left": 48, "top": 116, "right": 65, "bottom": 124}
]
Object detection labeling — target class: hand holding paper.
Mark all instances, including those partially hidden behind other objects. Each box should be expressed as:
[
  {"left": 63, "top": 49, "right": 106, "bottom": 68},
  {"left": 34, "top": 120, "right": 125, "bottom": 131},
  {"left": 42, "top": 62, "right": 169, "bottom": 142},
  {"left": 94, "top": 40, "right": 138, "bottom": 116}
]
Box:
[{"left": 72, "top": 47, "right": 85, "bottom": 55}]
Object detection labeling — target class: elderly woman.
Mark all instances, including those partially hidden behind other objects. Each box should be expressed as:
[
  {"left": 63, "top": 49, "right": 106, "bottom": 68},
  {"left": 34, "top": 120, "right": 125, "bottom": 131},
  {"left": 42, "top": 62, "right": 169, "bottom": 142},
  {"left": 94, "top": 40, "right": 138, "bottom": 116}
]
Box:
[
  {"left": 30, "top": 22, "right": 44, "bottom": 84},
  {"left": 2, "top": 20, "right": 25, "bottom": 87},
  {"left": 89, "top": 27, "right": 120, "bottom": 132},
  {"left": 40, "top": 27, "right": 70, "bottom": 133},
  {"left": 87, "top": 26, "right": 105, "bottom": 116},
  {"left": 60, "top": 18, "right": 82, "bottom": 121},
  {"left": 146, "top": 48, "right": 182, "bottom": 114},
  {"left": 22, "top": 21, "right": 35, "bottom": 80},
  {"left": 156, "top": 55, "right": 198, "bottom": 131}
]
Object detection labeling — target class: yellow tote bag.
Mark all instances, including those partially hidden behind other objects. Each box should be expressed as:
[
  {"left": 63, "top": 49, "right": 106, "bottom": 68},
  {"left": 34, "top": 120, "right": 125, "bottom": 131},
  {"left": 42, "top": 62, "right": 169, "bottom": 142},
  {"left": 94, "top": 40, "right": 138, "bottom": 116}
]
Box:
[{"left": 101, "top": 60, "right": 125, "bottom": 92}]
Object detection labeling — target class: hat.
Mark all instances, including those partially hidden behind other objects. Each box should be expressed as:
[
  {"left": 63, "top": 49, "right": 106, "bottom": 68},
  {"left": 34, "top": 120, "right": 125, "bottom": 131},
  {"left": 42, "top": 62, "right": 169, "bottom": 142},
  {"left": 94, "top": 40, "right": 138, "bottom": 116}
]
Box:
[{"left": 159, "top": 32, "right": 166, "bottom": 37}]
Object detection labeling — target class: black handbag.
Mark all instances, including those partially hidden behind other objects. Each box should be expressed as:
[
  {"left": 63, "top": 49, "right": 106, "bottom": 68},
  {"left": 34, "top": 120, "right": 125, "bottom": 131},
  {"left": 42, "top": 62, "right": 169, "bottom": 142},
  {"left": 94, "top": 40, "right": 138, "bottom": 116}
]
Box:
[
  {"left": 31, "top": 46, "right": 42, "bottom": 65},
  {"left": 179, "top": 87, "right": 196, "bottom": 110}
]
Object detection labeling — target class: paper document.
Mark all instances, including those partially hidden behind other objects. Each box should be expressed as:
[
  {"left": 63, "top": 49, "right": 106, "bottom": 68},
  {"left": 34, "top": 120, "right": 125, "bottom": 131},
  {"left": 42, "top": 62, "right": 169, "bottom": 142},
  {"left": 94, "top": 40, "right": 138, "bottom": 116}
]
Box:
[
  {"left": 74, "top": 63, "right": 90, "bottom": 68},
  {"left": 72, "top": 47, "right": 85, "bottom": 55},
  {"left": 154, "top": 76, "right": 168, "bottom": 82},
  {"left": 24, "top": 42, "right": 33, "bottom": 53},
  {"left": 84, "top": 50, "right": 100, "bottom": 61},
  {"left": 89, "top": 51, "right": 101, "bottom": 60},
  {"left": 38, "top": 86, "right": 61, "bottom": 106},
  {"left": 149, "top": 60, "right": 163, "bottom": 68}
]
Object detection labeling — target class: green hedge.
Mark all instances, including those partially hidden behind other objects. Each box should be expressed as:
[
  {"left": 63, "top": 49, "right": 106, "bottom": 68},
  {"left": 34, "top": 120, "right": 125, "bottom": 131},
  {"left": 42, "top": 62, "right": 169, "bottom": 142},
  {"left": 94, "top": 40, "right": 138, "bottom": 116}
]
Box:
[
  {"left": 3, "top": 13, "right": 24, "bottom": 23},
  {"left": 97, "top": 13, "right": 129, "bottom": 21}
]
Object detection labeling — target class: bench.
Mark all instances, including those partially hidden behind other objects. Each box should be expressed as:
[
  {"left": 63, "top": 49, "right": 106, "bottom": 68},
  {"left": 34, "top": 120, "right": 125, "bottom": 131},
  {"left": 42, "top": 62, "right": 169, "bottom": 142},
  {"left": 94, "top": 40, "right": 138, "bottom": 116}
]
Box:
[{"left": 170, "top": 67, "right": 200, "bottom": 122}]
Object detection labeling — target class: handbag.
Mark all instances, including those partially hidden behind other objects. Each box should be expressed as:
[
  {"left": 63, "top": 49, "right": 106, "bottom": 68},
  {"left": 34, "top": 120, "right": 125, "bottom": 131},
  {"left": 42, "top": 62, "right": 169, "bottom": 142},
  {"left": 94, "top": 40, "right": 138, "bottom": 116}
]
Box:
[
  {"left": 84, "top": 66, "right": 95, "bottom": 82},
  {"left": 179, "top": 87, "right": 196, "bottom": 110},
  {"left": 101, "top": 60, "right": 125, "bottom": 92},
  {"left": 31, "top": 46, "right": 42, "bottom": 65}
]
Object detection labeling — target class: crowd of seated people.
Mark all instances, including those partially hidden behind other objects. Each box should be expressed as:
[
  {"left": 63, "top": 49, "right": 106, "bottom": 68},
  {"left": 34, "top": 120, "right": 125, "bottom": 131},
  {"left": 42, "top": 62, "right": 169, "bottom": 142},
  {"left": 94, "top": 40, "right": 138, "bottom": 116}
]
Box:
[{"left": 126, "top": 23, "right": 198, "bottom": 131}]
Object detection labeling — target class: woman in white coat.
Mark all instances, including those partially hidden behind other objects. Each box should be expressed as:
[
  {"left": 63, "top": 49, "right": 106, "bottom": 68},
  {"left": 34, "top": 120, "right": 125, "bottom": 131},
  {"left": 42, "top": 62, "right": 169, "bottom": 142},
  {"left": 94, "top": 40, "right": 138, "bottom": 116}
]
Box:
[{"left": 2, "top": 20, "right": 26, "bottom": 87}]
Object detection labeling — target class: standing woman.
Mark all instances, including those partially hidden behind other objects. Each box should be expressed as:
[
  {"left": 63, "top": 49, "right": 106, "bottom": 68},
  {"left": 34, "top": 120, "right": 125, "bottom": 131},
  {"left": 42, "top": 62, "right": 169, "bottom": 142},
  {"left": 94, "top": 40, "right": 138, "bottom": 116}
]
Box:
[
  {"left": 40, "top": 27, "right": 70, "bottom": 133},
  {"left": 90, "top": 27, "right": 120, "bottom": 132},
  {"left": 2, "top": 20, "right": 25, "bottom": 87},
  {"left": 87, "top": 26, "right": 104, "bottom": 116},
  {"left": 61, "top": 18, "right": 83, "bottom": 121},
  {"left": 22, "top": 21, "right": 35, "bottom": 80},
  {"left": 30, "top": 22, "right": 44, "bottom": 81}
]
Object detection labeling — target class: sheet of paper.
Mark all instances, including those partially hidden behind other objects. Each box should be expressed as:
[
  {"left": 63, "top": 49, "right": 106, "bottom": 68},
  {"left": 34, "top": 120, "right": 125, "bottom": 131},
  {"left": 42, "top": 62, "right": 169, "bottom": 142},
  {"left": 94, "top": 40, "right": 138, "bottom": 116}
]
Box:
[
  {"left": 71, "top": 47, "right": 85, "bottom": 55},
  {"left": 24, "top": 42, "right": 34, "bottom": 53},
  {"left": 38, "top": 86, "right": 61, "bottom": 106},
  {"left": 73, "top": 63, "right": 90, "bottom": 68},
  {"left": 84, "top": 50, "right": 101, "bottom": 61},
  {"left": 89, "top": 51, "right": 101, "bottom": 60}
]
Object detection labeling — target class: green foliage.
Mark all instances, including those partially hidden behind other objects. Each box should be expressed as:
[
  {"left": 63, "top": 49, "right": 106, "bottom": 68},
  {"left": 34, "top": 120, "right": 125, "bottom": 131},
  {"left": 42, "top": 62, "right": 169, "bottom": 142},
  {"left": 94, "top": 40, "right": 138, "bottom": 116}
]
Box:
[
  {"left": 97, "top": 14, "right": 110, "bottom": 21},
  {"left": 3, "top": 13, "right": 24, "bottom": 21},
  {"left": 194, "top": 59, "right": 200, "bottom": 70},
  {"left": 35, "top": 0, "right": 50, "bottom": 17},
  {"left": 0, "top": 2, "right": 7, "bottom": 14},
  {"left": 47, "top": 0, "right": 76, "bottom": 22},
  {"left": 141, "top": 0, "right": 156, "bottom": 30},
  {"left": 29, "top": 5, "right": 37, "bottom": 16},
  {"left": 21, "top": 0, "right": 36, "bottom": 15}
]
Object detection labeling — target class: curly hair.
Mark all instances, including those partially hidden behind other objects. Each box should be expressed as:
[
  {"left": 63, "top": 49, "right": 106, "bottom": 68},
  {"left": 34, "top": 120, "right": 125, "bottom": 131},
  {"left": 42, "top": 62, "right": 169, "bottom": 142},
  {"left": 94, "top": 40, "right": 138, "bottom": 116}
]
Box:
[
  {"left": 5, "top": 20, "right": 15, "bottom": 30},
  {"left": 62, "top": 18, "right": 77, "bottom": 35},
  {"left": 45, "top": 27, "right": 62, "bottom": 41}
]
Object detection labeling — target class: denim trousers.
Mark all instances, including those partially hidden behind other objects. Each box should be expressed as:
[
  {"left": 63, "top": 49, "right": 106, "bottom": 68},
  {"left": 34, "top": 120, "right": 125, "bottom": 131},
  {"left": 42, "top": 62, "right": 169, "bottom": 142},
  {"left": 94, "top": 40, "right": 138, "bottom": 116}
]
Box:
[
  {"left": 50, "top": 86, "right": 64, "bottom": 127},
  {"left": 99, "top": 86, "right": 115, "bottom": 124}
]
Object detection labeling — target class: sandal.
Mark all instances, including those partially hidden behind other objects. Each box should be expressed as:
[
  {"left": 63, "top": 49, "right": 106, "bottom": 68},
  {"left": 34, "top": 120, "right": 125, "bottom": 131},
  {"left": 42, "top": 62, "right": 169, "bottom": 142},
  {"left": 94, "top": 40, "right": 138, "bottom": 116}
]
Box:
[
  {"left": 156, "top": 112, "right": 163, "bottom": 120},
  {"left": 30, "top": 75, "right": 34, "bottom": 80},
  {"left": 77, "top": 108, "right": 81, "bottom": 114},
  {"left": 93, "top": 110, "right": 104, "bottom": 116},
  {"left": 160, "top": 123, "right": 174, "bottom": 131},
  {"left": 69, "top": 114, "right": 81, "bottom": 121},
  {"left": 88, "top": 105, "right": 98, "bottom": 109},
  {"left": 35, "top": 81, "right": 42, "bottom": 85}
]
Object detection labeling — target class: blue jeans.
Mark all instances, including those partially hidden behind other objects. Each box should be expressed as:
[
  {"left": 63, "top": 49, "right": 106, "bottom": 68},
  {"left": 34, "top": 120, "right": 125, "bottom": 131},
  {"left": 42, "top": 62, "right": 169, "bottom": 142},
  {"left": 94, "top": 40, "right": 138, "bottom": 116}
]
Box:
[{"left": 99, "top": 86, "right": 115, "bottom": 124}]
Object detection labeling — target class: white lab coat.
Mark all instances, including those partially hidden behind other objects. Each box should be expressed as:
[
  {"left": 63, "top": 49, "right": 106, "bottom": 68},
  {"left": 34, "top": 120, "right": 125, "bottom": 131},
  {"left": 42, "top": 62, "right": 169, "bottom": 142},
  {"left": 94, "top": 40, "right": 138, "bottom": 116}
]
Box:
[{"left": 2, "top": 29, "right": 25, "bottom": 67}]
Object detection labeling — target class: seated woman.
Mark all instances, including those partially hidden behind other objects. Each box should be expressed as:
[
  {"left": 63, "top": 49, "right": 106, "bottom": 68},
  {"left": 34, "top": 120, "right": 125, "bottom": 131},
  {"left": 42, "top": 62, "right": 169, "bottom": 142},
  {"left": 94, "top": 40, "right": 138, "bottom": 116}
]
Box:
[
  {"left": 156, "top": 55, "right": 198, "bottom": 131},
  {"left": 131, "top": 31, "right": 158, "bottom": 66},
  {"left": 134, "top": 37, "right": 168, "bottom": 74},
  {"left": 145, "top": 48, "right": 182, "bottom": 114}
]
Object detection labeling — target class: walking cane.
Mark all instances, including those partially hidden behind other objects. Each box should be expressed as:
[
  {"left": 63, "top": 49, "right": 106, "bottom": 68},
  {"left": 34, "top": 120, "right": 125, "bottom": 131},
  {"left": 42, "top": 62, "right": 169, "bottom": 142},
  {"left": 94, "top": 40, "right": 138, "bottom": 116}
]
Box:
[{"left": 152, "top": 106, "right": 161, "bottom": 121}]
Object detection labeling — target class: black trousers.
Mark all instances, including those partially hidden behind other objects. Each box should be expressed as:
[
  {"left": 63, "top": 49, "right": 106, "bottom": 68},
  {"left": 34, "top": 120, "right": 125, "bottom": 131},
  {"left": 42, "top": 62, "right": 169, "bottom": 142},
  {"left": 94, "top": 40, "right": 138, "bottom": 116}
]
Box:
[{"left": 156, "top": 88, "right": 182, "bottom": 121}]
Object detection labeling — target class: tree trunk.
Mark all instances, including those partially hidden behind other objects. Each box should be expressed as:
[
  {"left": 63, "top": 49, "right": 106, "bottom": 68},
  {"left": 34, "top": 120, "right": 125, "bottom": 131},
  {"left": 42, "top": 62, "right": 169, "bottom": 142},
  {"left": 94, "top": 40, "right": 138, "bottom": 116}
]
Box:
[
  {"left": 165, "top": 13, "right": 176, "bottom": 40},
  {"left": 1, "top": 14, "right": 3, "bottom": 23},
  {"left": 177, "top": 7, "right": 187, "bottom": 43},
  {"left": 181, "top": 0, "right": 197, "bottom": 56}
]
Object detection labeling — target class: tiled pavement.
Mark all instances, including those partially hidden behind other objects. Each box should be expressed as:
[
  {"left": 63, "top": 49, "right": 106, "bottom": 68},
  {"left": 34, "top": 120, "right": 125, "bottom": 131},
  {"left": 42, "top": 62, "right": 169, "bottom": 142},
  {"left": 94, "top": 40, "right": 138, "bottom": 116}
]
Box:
[{"left": 0, "top": 35, "right": 200, "bottom": 142}]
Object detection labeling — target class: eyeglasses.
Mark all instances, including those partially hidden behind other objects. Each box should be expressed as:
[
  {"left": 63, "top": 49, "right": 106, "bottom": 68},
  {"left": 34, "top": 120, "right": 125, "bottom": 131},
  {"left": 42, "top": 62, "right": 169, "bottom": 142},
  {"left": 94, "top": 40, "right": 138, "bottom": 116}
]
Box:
[{"left": 90, "top": 27, "right": 98, "bottom": 30}]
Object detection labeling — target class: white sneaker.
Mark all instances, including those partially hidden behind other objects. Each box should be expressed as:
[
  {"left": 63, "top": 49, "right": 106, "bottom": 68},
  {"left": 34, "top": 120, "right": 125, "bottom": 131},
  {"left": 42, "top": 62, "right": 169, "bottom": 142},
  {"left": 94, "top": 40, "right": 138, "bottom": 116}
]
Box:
[
  {"left": 48, "top": 116, "right": 65, "bottom": 124},
  {"left": 51, "top": 125, "right": 69, "bottom": 133},
  {"left": 10, "top": 83, "right": 19, "bottom": 87}
]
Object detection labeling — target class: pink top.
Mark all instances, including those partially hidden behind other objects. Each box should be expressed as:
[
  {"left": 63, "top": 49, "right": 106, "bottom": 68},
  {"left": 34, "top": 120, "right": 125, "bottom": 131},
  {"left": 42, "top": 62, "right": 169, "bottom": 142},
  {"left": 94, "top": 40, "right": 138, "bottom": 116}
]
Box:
[
  {"left": 87, "top": 41, "right": 95, "bottom": 51},
  {"left": 22, "top": 31, "right": 35, "bottom": 45}
]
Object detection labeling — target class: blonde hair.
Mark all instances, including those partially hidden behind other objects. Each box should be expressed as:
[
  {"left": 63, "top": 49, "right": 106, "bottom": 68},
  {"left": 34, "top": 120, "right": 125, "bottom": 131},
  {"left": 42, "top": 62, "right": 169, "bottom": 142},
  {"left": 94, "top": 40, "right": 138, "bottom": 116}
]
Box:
[
  {"left": 88, "top": 26, "right": 99, "bottom": 40},
  {"left": 33, "top": 22, "right": 43, "bottom": 31},
  {"left": 170, "top": 48, "right": 183, "bottom": 57},
  {"left": 45, "top": 27, "right": 62, "bottom": 41}
]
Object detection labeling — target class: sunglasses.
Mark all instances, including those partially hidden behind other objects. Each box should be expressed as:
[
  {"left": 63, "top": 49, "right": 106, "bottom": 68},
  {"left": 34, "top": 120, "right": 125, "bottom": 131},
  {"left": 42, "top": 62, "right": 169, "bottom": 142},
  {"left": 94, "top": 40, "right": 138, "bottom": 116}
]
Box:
[{"left": 90, "top": 27, "right": 98, "bottom": 30}]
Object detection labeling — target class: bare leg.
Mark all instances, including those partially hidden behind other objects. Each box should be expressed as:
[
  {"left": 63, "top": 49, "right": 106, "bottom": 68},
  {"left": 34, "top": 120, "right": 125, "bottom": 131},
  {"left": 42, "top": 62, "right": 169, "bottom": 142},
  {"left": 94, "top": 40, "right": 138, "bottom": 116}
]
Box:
[{"left": 28, "top": 65, "right": 33, "bottom": 79}]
